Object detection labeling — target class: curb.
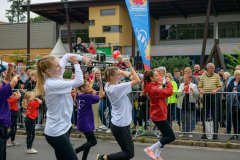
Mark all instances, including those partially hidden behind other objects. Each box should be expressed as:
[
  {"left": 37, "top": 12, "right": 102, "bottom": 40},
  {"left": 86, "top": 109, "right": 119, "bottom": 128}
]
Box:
[{"left": 16, "top": 130, "right": 240, "bottom": 149}]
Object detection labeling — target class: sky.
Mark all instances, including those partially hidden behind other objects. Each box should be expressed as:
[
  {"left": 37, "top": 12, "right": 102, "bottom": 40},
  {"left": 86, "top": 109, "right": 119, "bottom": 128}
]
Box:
[{"left": 0, "top": 0, "right": 62, "bottom": 22}]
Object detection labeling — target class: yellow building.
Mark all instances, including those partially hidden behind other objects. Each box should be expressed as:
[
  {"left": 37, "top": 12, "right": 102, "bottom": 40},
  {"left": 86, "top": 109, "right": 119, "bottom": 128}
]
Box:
[{"left": 89, "top": 4, "right": 155, "bottom": 54}]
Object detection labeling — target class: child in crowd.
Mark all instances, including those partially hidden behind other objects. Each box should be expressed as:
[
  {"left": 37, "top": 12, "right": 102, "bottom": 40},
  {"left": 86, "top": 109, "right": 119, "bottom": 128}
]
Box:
[
  {"left": 7, "top": 90, "right": 21, "bottom": 147},
  {"left": 22, "top": 92, "right": 42, "bottom": 154},
  {"left": 75, "top": 78, "right": 103, "bottom": 160}
]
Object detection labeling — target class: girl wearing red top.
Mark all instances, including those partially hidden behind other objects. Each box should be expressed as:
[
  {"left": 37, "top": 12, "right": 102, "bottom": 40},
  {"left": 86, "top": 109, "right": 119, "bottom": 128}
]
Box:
[
  {"left": 142, "top": 70, "right": 175, "bottom": 160},
  {"left": 87, "top": 42, "right": 96, "bottom": 54},
  {"left": 22, "top": 92, "right": 42, "bottom": 154},
  {"left": 7, "top": 90, "right": 21, "bottom": 146}
]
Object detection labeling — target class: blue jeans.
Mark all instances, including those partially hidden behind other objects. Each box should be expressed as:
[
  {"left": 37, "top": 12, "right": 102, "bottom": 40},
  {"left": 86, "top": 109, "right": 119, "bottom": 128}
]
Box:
[
  {"left": 226, "top": 115, "right": 232, "bottom": 133},
  {"left": 98, "top": 99, "right": 111, "bottom": 127},
  {"left": 132, "top": 107, "right": 137, "bottom": 126}
]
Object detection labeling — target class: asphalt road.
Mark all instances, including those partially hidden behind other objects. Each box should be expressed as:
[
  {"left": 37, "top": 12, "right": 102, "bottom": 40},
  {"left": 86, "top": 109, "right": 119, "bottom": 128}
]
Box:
[{"left": 6, "top": 135, "right": 240, "bottom": 160}]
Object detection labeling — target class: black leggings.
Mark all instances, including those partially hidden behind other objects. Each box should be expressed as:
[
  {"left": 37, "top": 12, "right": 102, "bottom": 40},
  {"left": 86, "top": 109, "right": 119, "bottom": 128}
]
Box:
[
  {"left": 45, "top": 129, "right": 78, "bottom": 160},
  {"left": 25, "top": 117, "right": 35, "bottom": 149},
  {"left": 75, "top": 131, "right": 97, "bottom": 160},
  {"left": 153, "top": 120, "right": 175, "bottom": 148},
  {"left": 7, "top": 111, "right": 18, "bottom": 141}
]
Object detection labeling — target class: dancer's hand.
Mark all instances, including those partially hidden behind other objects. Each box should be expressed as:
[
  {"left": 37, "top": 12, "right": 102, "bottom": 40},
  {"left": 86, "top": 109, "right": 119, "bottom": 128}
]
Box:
[
  {"left": 125, "top": 61, "right": 132, "bottom": 68},
  {"left": 82, "top": 57, "right": 92, "bottom": 66},
  {"left": 69, "top": 56, "right": 78, "bottom": 64}
]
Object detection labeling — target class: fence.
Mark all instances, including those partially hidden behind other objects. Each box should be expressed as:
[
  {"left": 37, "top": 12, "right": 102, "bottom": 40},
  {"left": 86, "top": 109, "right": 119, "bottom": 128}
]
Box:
[{"left": 13, "top": 89, "right": 240, "bottom": 139}]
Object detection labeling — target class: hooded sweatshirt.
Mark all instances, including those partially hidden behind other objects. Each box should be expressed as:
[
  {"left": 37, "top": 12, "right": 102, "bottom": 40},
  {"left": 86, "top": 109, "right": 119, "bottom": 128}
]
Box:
[{"left": 144, "top": 81, "right": 173, "bottom": 121}]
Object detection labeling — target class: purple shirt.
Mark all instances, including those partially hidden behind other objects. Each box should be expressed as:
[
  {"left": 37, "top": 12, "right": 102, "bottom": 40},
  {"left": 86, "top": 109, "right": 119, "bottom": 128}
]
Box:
[
  {"left": 76, "top": 93, "right": 100, "bottom": 132},
  {"left": 0, "top": 81, "right": 12, "bottom": 128}
]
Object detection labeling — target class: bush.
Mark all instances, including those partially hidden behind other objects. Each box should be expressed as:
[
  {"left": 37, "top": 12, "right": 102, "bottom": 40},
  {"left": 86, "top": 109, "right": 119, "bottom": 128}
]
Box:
[
  {"left": 63, "top": 70, "right": 72, "bottom": 79},
  {"left": 151, "top": 56, "right": 193, "bottom": 74}
]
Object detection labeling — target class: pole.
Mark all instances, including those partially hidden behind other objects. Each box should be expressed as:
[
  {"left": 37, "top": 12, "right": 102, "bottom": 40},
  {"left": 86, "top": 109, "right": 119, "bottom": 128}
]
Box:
[
  {"left": 27, "top": 0, "right": 31, "bottom": 67},
  {"left": 200, "top": 0, "right": 212, "bottom": 69},
  {"left": 132, "top": 27, "right": 135, "bottom": 67},
  {"left": 64, "top": 4, "right": 73, "bottom": 53}
]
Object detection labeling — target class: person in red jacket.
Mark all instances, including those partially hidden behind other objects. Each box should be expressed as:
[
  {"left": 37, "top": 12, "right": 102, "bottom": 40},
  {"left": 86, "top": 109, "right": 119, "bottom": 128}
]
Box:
[
  {"left": 7, "top": 90, "right": 21, "bottom": 146},
  {"left": 142, "top": 70, "right": 175, "bottom": 160},
  {"left": 22, "top": 92, "right": 42, "bottom": 154},
  {"left": 88, "top": 42, "right": 96, "bottom": 54}
]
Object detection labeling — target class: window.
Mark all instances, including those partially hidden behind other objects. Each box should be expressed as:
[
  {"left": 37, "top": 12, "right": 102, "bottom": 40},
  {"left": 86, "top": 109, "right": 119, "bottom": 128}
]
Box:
[
  {"left": 103, "top": 26, "right": 122, "bottom": 33},
  {"left": 100, "top": 9, "right": 115, "bottom": 16},
  {"left": 90, "top": 20, "right": 95, "bottom": 26},
  {"left": 218, "top": 21, "right": 240, "bottom": 38},
  {"left": 61, "top": 29, "right": 89, "bottom": 43},
  {"left": 160, "top": 23, "right": 214, "bottom": 40},
  {"left": 90, "top": 37, "right": 106, "bottom": 43}
]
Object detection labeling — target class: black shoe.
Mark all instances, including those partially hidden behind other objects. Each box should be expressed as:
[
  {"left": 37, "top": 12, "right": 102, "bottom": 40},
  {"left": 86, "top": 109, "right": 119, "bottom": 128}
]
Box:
[
  {"left": 96, "top": 154, "right": 104, "bottom": 160},
  {"left": 221, "top": 123, "right": 226, "bottom": 128},
  {"left": 213, "top": 134, "right": 218, "bottom": 140},
  {"left": 201, "top": 134, "right": 207, "bottom": 139},
  {"left": 132, "top": 131, "right": 137, "bottom": 135},
  {"left": 230, "top": 135, "right": 238, "bottom": 140}
]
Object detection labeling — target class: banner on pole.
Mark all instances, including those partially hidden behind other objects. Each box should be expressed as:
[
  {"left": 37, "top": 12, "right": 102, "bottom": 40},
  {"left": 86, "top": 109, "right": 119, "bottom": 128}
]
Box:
[{"left": 125, "top": 0, "right": 151, "bottom": 70}]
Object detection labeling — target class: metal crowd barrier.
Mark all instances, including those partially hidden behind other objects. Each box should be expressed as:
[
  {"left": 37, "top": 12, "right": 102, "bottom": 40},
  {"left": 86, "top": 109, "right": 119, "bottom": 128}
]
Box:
[{"left": 12, "top": 89, "right": 239, "bottom": 138}]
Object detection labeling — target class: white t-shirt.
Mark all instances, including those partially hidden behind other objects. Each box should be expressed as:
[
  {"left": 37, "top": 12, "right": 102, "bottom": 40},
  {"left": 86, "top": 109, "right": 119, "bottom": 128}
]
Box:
[
  {"left": 104, "top": 82, "right": 132, "bottom": 127},
  {"left": 44, "top": 53, "right": 84, "bottom": 137}
]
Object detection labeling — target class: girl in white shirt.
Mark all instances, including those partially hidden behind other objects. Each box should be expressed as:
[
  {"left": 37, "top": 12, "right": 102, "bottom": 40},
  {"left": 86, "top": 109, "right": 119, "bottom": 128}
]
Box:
[
  {"left": 96, "top": 62, "right": 140, "bottom": 160},
  {"left": 35, "top": 53, "right": 92, "bottom": 160}
]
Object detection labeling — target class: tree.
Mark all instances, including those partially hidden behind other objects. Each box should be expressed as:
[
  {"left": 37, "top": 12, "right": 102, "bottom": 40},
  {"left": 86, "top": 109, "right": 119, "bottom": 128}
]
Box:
[
  {"left": 5, "top": 0, "right": 26, "bottom": 23},
  {"left": 30, "top": 16, "right": 47, "bottom": 22},
  {"left": 222, "top": 46, "right": 240, "bottom": 69},
  {"left": 9, "top": 50, "right": 27, "bottom": 65}
]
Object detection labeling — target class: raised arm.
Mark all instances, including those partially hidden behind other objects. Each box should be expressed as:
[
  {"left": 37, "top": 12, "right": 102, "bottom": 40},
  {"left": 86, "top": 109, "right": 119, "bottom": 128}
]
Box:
[
  {"left": 4, "top": 63, "right": 13, "bottom": 84},
  {"left": 121, "top": 61, "right": 140, "bottom": 87},
  {"left": 70, "top": 56, "right": 84, "bottom": 88},
  {"left": 59, "top": 53, "right": 92, "bottom": 78},
  {"left": 16, "top": 90, "right": 22, "bottom": 100},
  {"left": 97, "top": 78, "right": 103, "bottom": 99}
]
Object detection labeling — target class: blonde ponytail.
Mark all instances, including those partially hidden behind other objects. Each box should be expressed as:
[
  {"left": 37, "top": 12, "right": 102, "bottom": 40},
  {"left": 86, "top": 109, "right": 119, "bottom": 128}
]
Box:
[
  {"left": 104, "top": 67, "right": 119, "bottom": 82},
  {"left": 22, "top": 91, "right": 35, "bottom": 109},
  {"left": 35, "top": 55, "right": 56, "bottom": 96}
]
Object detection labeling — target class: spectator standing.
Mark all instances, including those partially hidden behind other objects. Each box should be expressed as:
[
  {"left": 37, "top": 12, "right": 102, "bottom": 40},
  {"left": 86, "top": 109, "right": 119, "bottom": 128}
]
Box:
[
  {"left": 158, "top": 66, "right": 166, "bottom": 85},
  {"left": 113, "top": 55, "right": 128, "bottom": 70},
  {"left": 178, "top": 75, "right": 199, "bottom": 138},
  {"left": 198, "top": 63, "right": 221, "bottom": 139},
  {"left": 84, "top": 72, "right": 90, "bottom": 82},
  {"left": 227, "top": 65, "right": 240, "bottom": 86},
  {"left": 72, "top": 37, "right": 88, "bottom": 54},
  {"left": 19, "top": 68, "right": 27, "bottom": 84},
  {"left": 88, "top": 42, "right": 97, "bottom": 54},
  {"left": 192, "top": 64, "right": 202, "bottom": 76},
  {"left": 226, "top": 70, "right": 240, "bottom": 140},
  {"left": 173, "top": 70, "right": 180, "bottom": 88}
]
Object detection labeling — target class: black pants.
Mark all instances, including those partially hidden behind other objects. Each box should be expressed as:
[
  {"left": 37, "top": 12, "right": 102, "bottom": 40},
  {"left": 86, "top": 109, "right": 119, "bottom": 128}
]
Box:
[
  {"left": 75, "top": 131, "right": 97, "bottom": 160},
  {"left": 201, "top": 94, "right": 219, "bottom": 134},
  {"left": 107, "top": 123, "right": 134, "bottom": 160},
  {"left": 153, "top": 120, "right": 175, "bottom": 148},
  {"left": 232, "top": 109, "right": 240, "bottom": 134},
  {"left": 45, "top": 128, "right": 78, "bottom": 160},
  {"left": 7, "top": 110, "right": 18, "bottom": 141},
  {"left": 25, "top": 117, "right": 35, "bottom": 149},
  {"left": 0, "top": 123, "right": 7, "bottom": 160}
]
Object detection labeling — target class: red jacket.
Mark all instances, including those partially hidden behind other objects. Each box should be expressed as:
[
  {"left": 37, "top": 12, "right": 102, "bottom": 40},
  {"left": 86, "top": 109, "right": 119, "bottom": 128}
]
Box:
[
  {"left": 144, "top": 82, "right": 173, "bottom": 121},
  {"left": 8, "top": 97, "right": 18, "bottom": 111},
  {"left": 192, "top": 71, "right": 202, "bottom": 76},
  {"left": 88, "top": 47, "right": 96, "bottom": 54},
  {"left": 26, "top": 101, "right": 40, "bottom": 120}
]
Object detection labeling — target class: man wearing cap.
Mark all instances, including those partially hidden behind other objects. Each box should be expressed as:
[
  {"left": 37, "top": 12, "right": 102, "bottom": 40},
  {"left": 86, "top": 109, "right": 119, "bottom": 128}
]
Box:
[{"left": 216, "top": 67, "right": 226, "bottom": 128}]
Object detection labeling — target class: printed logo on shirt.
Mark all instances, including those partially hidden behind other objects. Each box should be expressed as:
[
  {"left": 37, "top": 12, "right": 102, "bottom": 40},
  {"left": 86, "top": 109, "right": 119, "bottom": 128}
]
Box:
[
  {"left": 26, "top": 107, "right": 31, "bottom": 114},
  {"left": 78, "top": 100, "right": 85, "bottom": 109},
  {"left": 233, "top": 86, "right": 237, "bottom": 92}
]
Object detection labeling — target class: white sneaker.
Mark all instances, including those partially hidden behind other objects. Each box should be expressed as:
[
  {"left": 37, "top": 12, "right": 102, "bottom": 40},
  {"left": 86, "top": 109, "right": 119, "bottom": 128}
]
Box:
[
  {"left": 105, "top": 129, "right": 111, "bottom": 134},
  {"left": 6, "top": 140, "right": 11, "bottom": 147},
  {"left": 35, "top": 124, "right": 41, "bottom": 130},
  {"left": 10, "top": 141, "right": 20, "bottom": 146},
  {"left": 189, "top": 134, "right": 193, "bottom": 138},
  {"left": 17, "top": 125, "right": 19, "bottom": 129},
  {"left": 99, "top": 125, "right": 108, "bottom": 129},
  {"left": 178, "top": 134, "right": 186, "bottom": 137},
  {"left": 27, "top": 148, "right": 38, "bottom": 154}
]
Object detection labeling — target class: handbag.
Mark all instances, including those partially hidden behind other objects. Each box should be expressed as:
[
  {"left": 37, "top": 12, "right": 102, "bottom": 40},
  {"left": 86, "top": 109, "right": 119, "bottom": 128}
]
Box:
[{"left": 205, "top": 119, "right": 214, "bottom": 139}]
